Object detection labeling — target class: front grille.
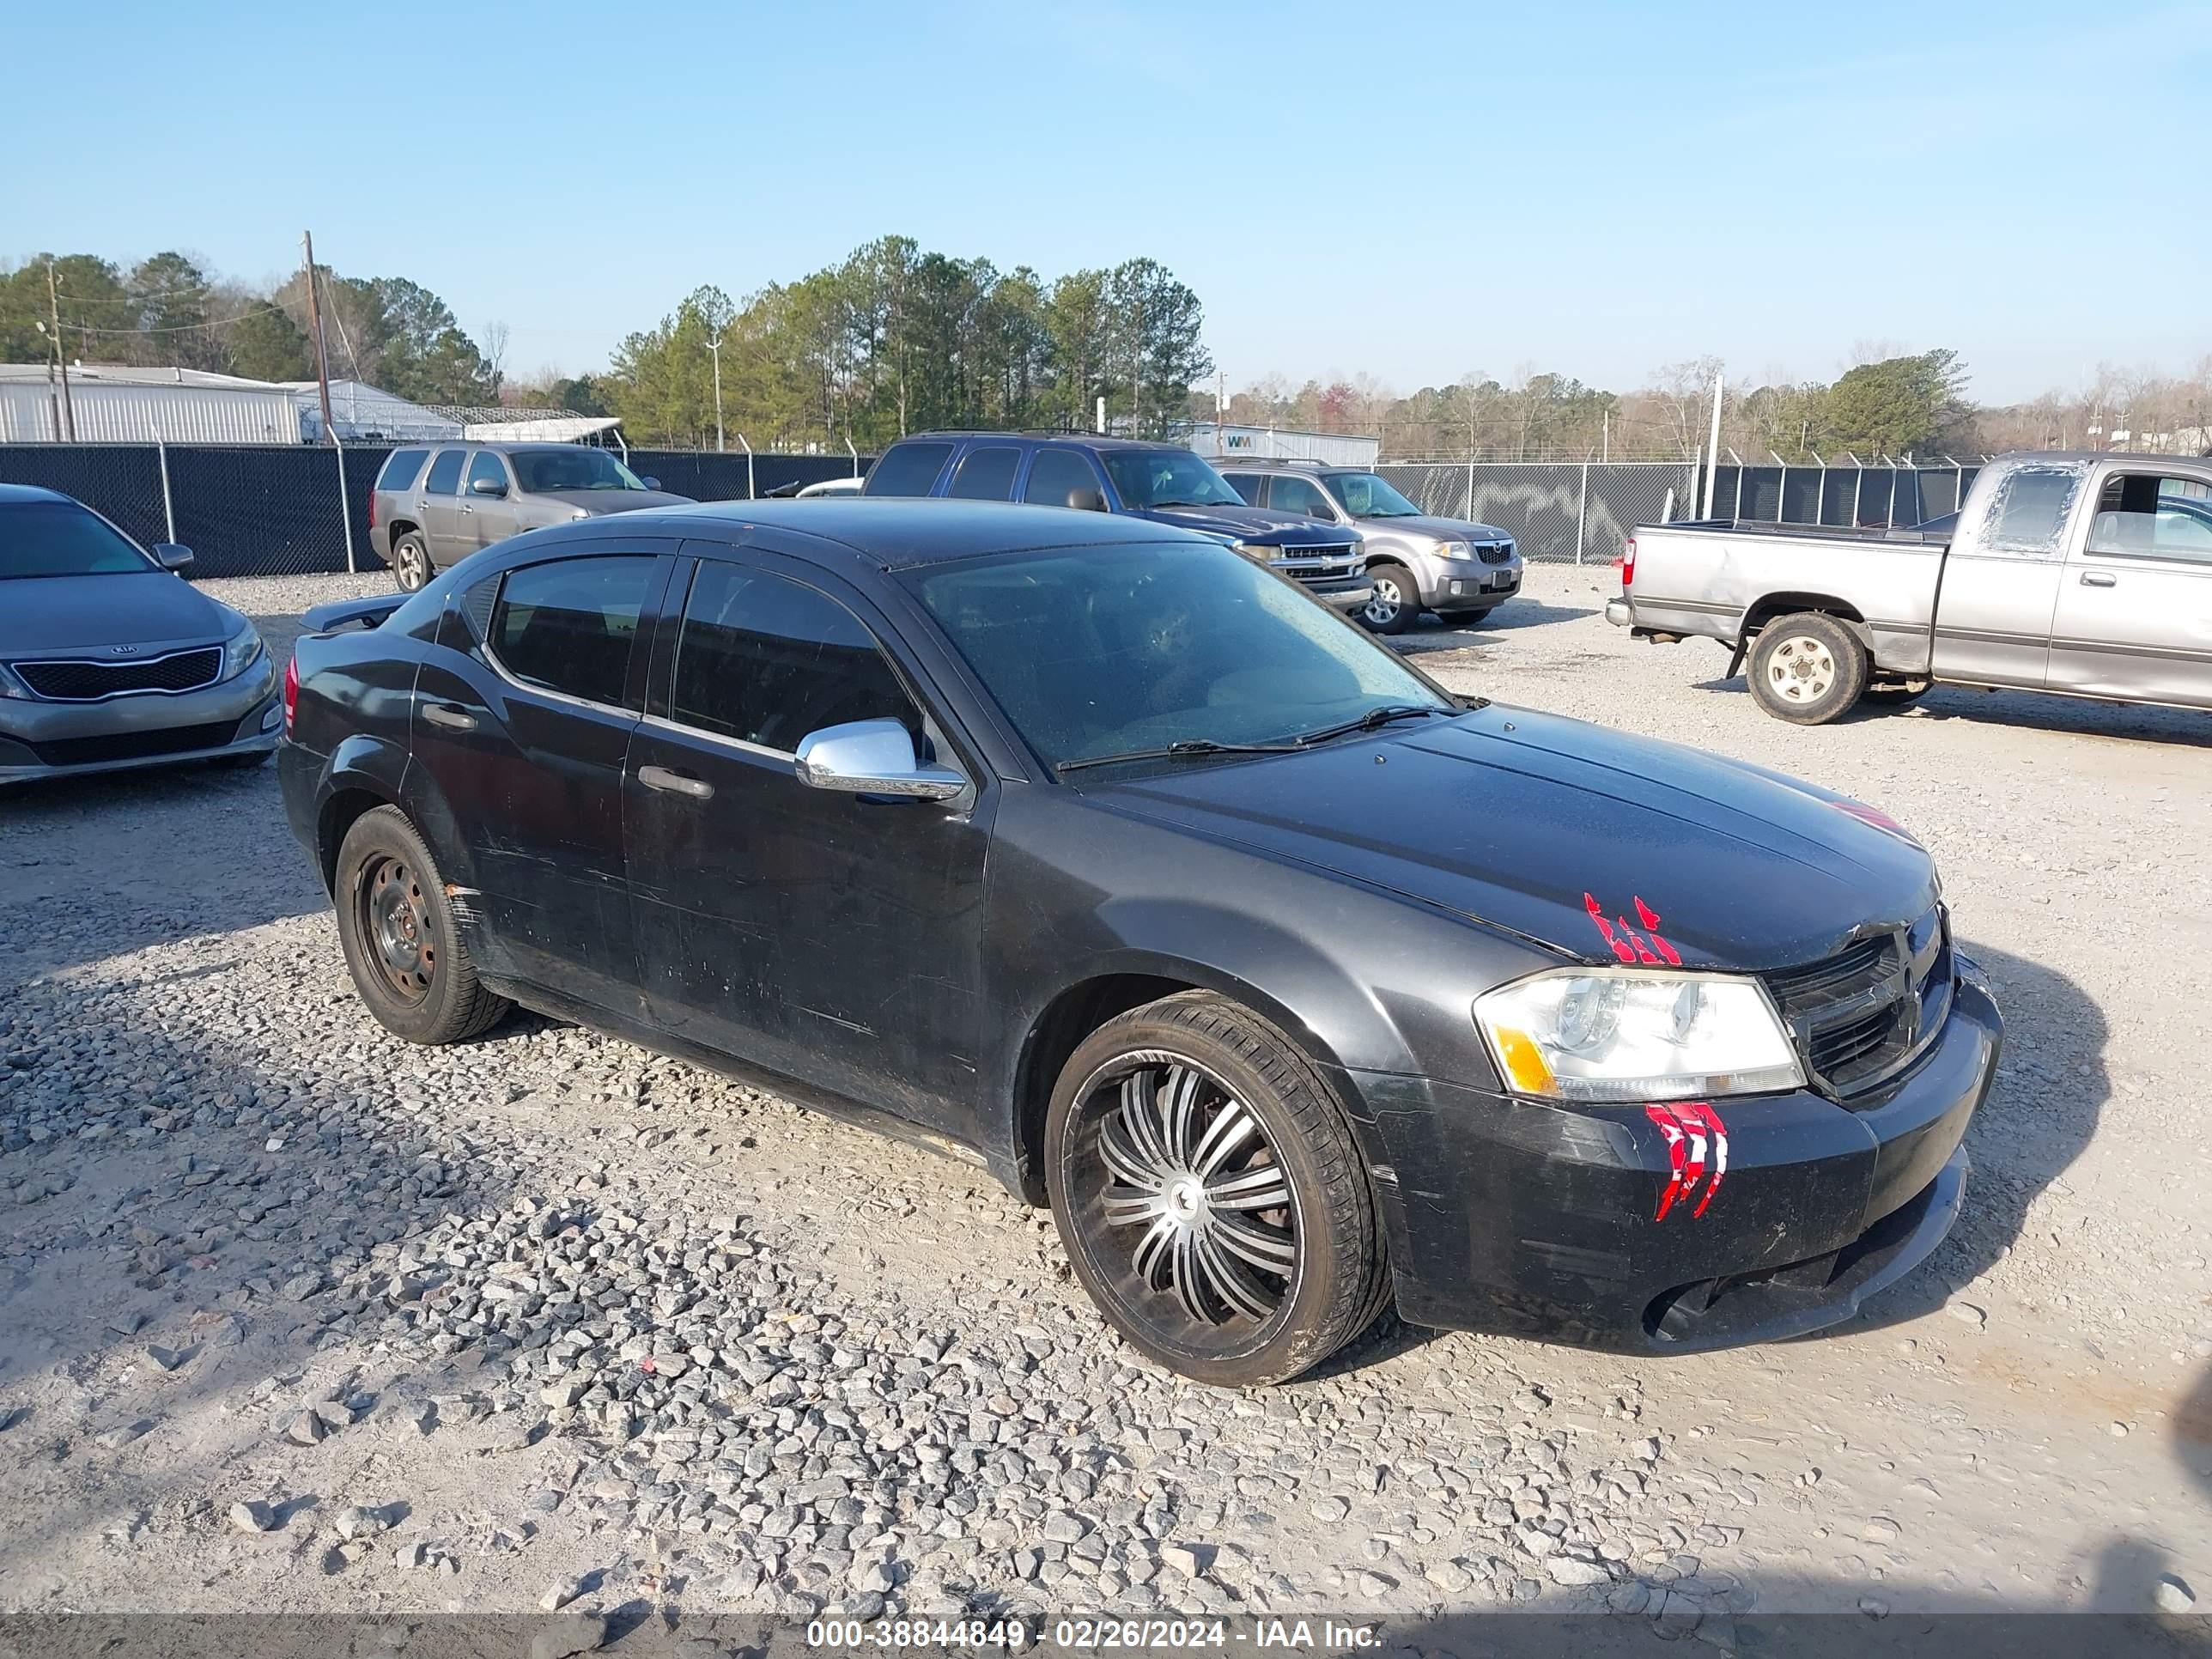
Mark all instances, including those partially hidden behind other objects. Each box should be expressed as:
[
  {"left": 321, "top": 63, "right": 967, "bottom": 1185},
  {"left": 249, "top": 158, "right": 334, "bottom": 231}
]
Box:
[
  {"left": 1476, "top": 542, "right": 1514, "bottom": 565},
  {"left": 27, "top": 720, "right": 240, "bottom": 769},
  {"left": 1271, "top": 544, "right": 1363, "bottom": 585},
  {"left": 1761, "top": 907, "right": 1950, "bottom": 1098},
  {"left": 14, "top": 647, "right": 221, "bottom": 700}
]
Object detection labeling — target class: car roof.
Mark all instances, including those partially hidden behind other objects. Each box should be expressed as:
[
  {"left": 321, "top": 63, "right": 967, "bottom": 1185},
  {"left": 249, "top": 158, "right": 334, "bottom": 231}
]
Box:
[
  {"left": 898, "top": 430, "right": 1189, "bottom": 453},
  {"left": 0, "top": 483, "right": 76, "bottom": 506},
  {"left": 583, "top": 498, "right": 1213, "bottom": 569}
]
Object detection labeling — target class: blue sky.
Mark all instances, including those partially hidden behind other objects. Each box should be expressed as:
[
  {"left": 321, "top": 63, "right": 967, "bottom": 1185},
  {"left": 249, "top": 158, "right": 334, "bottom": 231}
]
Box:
[{"left": 9, "top": 0, "right": 2209, "bottom": 403}]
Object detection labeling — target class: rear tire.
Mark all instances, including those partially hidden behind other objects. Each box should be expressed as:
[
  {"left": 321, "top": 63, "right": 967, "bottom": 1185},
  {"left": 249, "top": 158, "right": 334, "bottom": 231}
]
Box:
[
  {"left": 1746, "top": 612, "right": 1867, "bottom": 725},
  {"left": 392, "top": 532, "right": 432, "bottom": 593},
  {"left": 1360, "top": 563, "right": 1417, "bottom": 635},
  {"left": 1044, "top": 991, "right": 1389, "bottom": 1387},
  {"left": 333, "top": 805, "right": 509, "bottom": 1045}
]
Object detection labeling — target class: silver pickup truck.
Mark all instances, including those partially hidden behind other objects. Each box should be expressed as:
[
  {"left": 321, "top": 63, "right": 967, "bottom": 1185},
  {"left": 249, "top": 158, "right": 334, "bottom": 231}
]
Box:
[{"left": 1607, "top": 450, "right": 2212, "bottom": 724}]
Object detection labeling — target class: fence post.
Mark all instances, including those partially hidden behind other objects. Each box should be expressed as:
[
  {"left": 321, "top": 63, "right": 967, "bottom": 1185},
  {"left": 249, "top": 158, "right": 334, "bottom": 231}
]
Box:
[
  {"left": 153, "top": 426, "right": 177, "bottom": 545},
  {"left": 1464, "top": 456, "right": 1474, "bottom": 520},
  {"left": 1574, "top": 458, "right": 1589, "bottom": 564},
  {"left": 331, "top": 431, "right": 356, "bottom": 574},
  {"left": 737, "top": 434, "right": 755, "bottom": 499}
]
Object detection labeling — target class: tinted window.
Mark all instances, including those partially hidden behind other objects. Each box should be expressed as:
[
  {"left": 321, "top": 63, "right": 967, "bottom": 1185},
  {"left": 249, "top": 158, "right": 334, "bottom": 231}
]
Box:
[
  {"left": 466, "top": 452, "right": 509, "bottom": 491},
  {"left": 1268, "top": 475, "right": 1334, "bottom": 518},
  {"left": 1100, "top": 448, "right": 1244, "bottom": 508},
  {"left": 669, "top": 562, "right": 917, "bottom": 752},
  {"left": 490, "top": 556, "right": 656, "bottom": 709},
  {"left": 863, "top": 441, "right": 955, "bottom": 496},
  {"left": 1978, "top": 465, "right": 2081, "bottom": 557},
  {"left": 1222, "top": 472, "right": 1264, "bottom": 506},
  {"left": 947, "top": 446, "right": 1021, "bottom": 501},
  {"left": 508, "top": 448, "right": 646, "bottom": 492},
  {"left": 0, "top": 501, "right": 155, "bottom": 579},
  {"left": 422, "top": 449, "right": 465, "bottom": 496},
  {"left": 378, "top": 448, "right": 428, "bottom": 492},
  {"left": 1022, "top": 448, "right": 1101, "bottom": 507}
]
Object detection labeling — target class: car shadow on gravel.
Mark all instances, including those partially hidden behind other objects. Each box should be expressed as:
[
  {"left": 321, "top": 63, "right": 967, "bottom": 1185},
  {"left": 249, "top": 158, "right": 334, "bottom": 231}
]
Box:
[{"left": 1691, "top": 673, "right": 2212, "bottom": 746}]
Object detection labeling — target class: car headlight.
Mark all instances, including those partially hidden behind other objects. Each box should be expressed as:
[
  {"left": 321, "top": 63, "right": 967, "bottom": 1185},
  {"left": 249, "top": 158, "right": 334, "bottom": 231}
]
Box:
[
  {"left": 1230, "top": 540, "right": 1270, "bottom": 559},
  {"left": 1437, "top": 540, "right": 1474, "bottom": 560},
  {"left": 1474, "top": 969, "right": 1805, "bottom": 1103},
  {"left": 221, "top": 617, "right": 266, "bottom": 682},
  {"left": 0, "top": 663, "right": 30, "bottom": 702}
]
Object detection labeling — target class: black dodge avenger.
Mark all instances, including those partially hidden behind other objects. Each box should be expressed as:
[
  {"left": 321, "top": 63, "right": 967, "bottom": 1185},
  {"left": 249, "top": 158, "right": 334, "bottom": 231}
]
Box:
[{"left": 278, "top": 500, "right": 2000, "bottom": 1386}]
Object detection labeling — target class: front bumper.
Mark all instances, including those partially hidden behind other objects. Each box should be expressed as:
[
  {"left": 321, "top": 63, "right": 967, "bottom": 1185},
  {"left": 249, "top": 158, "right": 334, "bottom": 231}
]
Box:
[
  {"left": 1425, "top": 555, "right": 1525, "bottom": 611},
  {"left": 0, "top": 658, "right": 282, "bottom": 784},
  {"left": 1314, "top": 575, "right": 1376, "bottom": 613},
  {"left": 1346, "top": 959, "right": 2001, "bottom": 1353}
]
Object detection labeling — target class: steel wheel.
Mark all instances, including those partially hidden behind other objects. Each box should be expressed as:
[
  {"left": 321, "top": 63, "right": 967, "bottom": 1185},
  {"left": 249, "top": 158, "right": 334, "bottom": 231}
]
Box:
[
  {"left": 392, "top": 534, "right": 430, "bottom": 592},
  {"left": 1361, "top": 566, "right": 1413, "bottom": 635},
  {"left": 1764, "top": 632, "right": 1836, "bottom": 704},
  {"left": 356, "top": 852, "right": 435, "bottom": 1006}
]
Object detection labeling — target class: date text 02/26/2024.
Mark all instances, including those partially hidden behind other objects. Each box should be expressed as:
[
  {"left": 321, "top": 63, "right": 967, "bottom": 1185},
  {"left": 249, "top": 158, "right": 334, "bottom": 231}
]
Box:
[{"left": 802, "top": 1617, "right": 1387, "bottom": 1650}]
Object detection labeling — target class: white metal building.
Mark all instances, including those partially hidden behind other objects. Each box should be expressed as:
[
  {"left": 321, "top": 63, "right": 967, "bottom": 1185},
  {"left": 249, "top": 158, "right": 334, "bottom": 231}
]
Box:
[
  {"left": 287, "top": 380, "right": 461, "bottom": 444},
  {"left": 1185, "top": 422, "right": 1382, "bottom": 467},
  {"left": 0, "top": 364, "right": 304, "bottom": 444}
]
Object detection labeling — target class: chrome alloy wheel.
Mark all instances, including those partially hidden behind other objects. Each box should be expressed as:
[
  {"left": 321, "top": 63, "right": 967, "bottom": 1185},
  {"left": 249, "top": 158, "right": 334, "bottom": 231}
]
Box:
[
  {"left": 1765, "top": 633, "right": 1837, "bottom": 704},
  {"left": 1362, "top": 572, "right": 1407, "bottom": 630},
  {"left": 1090, "top": 1056, "right": 1298, "bottom": 1327}
]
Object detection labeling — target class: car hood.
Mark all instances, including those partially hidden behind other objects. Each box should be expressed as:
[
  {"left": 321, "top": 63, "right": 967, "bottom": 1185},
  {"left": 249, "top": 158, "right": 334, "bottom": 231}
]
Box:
[
  {"left": 533, "top": 489, "right": 696, "bottom": 514},
  {"left": 1358, "top": 514, "right": 1512, "bottom": 544},
  {"left": 1130, "top": 504, "right": 1355, "bottom": 547},
  {"left": 1082, "top": 704, "right": 1936, "bottom": 971},
  {"left": 0, "top": 572, "right": 234, "bottom": 656}
]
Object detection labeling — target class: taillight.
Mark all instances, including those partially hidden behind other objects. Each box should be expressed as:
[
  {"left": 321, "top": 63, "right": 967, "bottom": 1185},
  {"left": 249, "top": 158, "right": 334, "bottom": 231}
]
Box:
[
  {"left": 283, "top": 654, "right": 299, "bottom": 736},
  {"left": 1622, "top": 537, "right": 1637, "bottom": 586}
]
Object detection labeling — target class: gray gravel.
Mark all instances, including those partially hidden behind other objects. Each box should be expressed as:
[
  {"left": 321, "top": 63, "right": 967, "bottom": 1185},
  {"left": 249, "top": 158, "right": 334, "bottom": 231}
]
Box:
[{"left": 0, "top": 568, "right": 2207, "bottom": 1628}]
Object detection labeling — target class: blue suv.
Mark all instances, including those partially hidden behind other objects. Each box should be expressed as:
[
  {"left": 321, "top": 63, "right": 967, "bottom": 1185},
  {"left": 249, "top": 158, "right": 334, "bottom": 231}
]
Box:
[{"left": 861, "top": 433, "right": 1372, "bottom": 613}]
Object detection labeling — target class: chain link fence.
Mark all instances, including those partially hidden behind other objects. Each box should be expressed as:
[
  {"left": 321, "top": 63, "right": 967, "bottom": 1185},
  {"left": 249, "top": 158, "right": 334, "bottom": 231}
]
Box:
[{"left": 0, "top": 443, "right": 873, "bottom": 578}]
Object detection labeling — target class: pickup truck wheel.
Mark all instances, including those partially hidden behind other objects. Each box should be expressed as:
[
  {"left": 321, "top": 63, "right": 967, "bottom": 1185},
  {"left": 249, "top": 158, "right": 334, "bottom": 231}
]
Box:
[
  {"left": 1359, "top": 564, "right": 1417, "bottom": 635},
  {"left": 334, "top": 805, "right": 511, "bottom": 1045},
  {"left": 391, "top": 532, "right": 432, "bottom": 592},
  {"left": 1045, "top": 991, "right": 1389, "bottom": 1387},
  {"left": 1747, "top": 614, "right": 1867, "bottom": 725}
]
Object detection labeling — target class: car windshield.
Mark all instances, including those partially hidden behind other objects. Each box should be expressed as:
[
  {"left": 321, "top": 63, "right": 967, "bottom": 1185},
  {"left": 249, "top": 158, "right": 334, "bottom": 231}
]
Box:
[
  {"left": 910, "top": 541, "right": 1452, "bottom": 771},
  {"left": 0, "top": 501, "right": 157, "bottom": 579},
  {"left": 1101, "top": 449, "right": 1246, "bottom": 509},
  {"left": 1328, "top": 472, "right": 1425, "bottom": 517},
  {"left": 508, "top": 448, "right": 647, "bottom": 493}
]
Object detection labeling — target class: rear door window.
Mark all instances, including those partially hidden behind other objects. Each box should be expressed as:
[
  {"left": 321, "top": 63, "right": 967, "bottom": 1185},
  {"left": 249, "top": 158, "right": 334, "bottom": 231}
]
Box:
[
  {"left": 378, "top": 448, "right": 428, "bottom": 492},
  {"left": 1222, "top": 472, "right": 1264, "bottom": 506},
  {"left": 862, "top": 441, "right": 955, "bottom": 496},
  {"left": 1021, "top": 448, "right": 1103, "bottom": 507},
  {"left": 489, "top": 556, "right": 658, "bottom": 709},
  {"left": 946, "top": 446, "right": 1022, "bottom": 501},
  {"left": 422, "top": 449, "right": 465, "bottom": 496}
]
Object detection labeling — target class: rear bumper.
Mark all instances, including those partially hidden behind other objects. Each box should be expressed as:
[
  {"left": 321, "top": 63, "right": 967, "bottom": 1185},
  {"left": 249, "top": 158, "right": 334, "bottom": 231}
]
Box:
[
  {"left": 1605, "top": 597, "right": 1634, "bottom": 627},
  {"left": 0, "top": 659, "right": 282, "bottom": 784},
  {"left": 1348, "top": 958, "right": 2001, "bottom": 1353}
]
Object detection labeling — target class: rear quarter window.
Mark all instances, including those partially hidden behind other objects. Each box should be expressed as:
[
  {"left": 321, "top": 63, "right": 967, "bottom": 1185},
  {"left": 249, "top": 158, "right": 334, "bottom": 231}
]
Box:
[
  {"left": 862, "top": 441, "right": 955, "bottom": 496},
  {"left": 377, "top": 448, "right": 428, "bottom": 491},
  {"left": 1974, "top": 465, "right": 2082, "bottom": 558}
]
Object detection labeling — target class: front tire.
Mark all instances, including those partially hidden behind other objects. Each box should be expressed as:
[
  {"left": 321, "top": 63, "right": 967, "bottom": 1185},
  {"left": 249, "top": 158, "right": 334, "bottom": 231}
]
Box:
[
  {"left": 1359, "top": 563, "right": 1418, "bottom": 635},
  {"left": 333, "top": 805, "right": 509, "bottom": 1045},
  {"left": 1044, "top": 992, "right": 1389, "bottom": 1387},
  {"left": 1746, "top": 612, "right": 1867, "bottom": 725},
  {"left": 391, "top": 532, "right": 432, "bottom": 593}
]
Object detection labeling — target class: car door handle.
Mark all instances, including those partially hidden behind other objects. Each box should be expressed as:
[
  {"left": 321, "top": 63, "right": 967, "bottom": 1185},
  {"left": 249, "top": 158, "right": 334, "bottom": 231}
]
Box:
[
  {"left": 2080, "top": 571, "right": 2118, "bottom": 587},
  {"left": 639, "top": 763, "right": 714, "bottom": 800},
  {"left": 459, "top": 505, "right": 474, "bottom": 515},
  {"left": 422, "top": 702, "right": 477, "bottom": 731}
]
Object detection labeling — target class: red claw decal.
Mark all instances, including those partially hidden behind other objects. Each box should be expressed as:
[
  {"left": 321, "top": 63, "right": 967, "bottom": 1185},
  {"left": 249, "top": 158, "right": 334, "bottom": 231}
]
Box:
[
  {"left": 1587, "top": 891, "right": 1682, "bottom": 966},
  {"left": 1644, "top": 1102, "right": 1729, "bottom": 1221},
  {"left": 1585, "top": 893, "right": 1637, "bottom": 963},
  {"left": 1633, "top": 896, "right": 1683, "bottom": 966}
]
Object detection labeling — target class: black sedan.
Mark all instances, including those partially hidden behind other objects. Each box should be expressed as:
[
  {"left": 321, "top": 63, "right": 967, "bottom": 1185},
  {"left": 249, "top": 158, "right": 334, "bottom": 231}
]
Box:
[
  {"left": 278, "top": 500, "right": 2001, "bottom": 1386},
  {"left": 0, "top": 485, "right": 280, "bottom": 783}
]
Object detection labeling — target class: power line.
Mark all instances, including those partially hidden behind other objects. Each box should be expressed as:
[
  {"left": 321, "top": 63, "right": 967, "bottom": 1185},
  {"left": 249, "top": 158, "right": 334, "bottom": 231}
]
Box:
[{"left": 58, "top": 302, "right": 291, "bottom": 336}]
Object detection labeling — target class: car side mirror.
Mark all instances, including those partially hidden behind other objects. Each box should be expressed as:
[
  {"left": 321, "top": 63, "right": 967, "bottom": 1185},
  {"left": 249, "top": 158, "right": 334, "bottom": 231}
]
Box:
[
  {"left": 469, "top": 477, "right": 507, "bottom": 498},
  {"left": 794, "top": 718, "right": 966, "bottom": 801},
  {"left": 641, "top": 477, "right": 660, "bottom": 492},
  {"left": 154, "top": 544, "right": 194, "bottom": 572},
  {"left": 1065, "top": 487, "right": 1108, "bottom": 513}
]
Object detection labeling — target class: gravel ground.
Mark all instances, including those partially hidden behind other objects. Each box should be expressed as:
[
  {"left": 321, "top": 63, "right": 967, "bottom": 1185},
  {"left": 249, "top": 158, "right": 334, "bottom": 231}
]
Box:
[{"left": 1, "top": 566, "right": 2208, "bottom": 1640}]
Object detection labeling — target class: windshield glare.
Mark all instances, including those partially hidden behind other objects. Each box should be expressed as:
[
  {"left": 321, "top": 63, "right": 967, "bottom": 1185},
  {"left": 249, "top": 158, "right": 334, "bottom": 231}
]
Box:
[
  {"left": 509, "top": 448, "right": 647, "bottom": 493},
  {"left": 1, "top": 501, "right": 157, "bottom": 579},
  {"left": 913, "top": 542, "right": 1449, "bottom": 770},
  {"left": 1102, "top": 450, "right": 1245, "bottom": 509},
  {"left": 1329, "top": 472, "right": 1424, "bottom": 516}
]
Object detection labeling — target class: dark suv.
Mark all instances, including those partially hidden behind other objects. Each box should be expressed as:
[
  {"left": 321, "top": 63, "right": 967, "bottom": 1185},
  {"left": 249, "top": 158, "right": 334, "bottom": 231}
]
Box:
[
  {"left": 369, "top": 443, "right": 693, "bottom": 592},
  {"left": 862, "top": 433, "right": 1372, "bottom": 613}
]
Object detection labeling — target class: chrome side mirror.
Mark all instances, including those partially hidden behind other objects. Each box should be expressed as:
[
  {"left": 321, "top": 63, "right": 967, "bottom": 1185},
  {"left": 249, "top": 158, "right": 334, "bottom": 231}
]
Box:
[
  {"left": 154, "top": 544, "right": 194, "bottom": 571},
  {"left": 793, "top": 718, "right": 965, "bottom": 801},
  {"left": 469, "top": 477, "right": 507, "bottom": 497}
]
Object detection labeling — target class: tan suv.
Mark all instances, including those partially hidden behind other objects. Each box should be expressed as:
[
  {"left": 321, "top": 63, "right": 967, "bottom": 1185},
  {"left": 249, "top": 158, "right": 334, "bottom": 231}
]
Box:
[{"left": 368, "top": 443, "right": 693, "bottom": 591}]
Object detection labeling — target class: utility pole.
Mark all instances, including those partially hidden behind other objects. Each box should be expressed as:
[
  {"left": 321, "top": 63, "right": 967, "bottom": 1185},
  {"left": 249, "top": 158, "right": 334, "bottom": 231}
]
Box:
[
  {"left": 301, "top": 231, "right": 336, "bottom": 444},
  {"left": 705, "top": 331, "right": 726, "bottom": 453},
  {"left": 46, "top": 259, "right": 76, "bottom": 441}
]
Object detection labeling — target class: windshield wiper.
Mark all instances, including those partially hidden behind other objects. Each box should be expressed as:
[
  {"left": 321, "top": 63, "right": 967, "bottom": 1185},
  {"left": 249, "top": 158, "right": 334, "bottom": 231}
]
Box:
[
  {"left": 1148, "top": 498, "right": 1235, "bottom": 509},
  {"left": 1056, "top": 737, "right": 1302, "bottom": 774},
  {"left": 1286, "top": 703, "right": 1456, "bottom": 748}
]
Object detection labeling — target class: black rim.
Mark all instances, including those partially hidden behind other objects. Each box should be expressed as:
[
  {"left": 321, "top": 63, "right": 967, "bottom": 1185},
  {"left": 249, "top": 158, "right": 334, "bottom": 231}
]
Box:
[
  {"left": 356, "top": 852, "right": 435, "bottom": 1006},
  {"left": 1065, "top": 1051, "right": 1300, "bottom": 1347}
]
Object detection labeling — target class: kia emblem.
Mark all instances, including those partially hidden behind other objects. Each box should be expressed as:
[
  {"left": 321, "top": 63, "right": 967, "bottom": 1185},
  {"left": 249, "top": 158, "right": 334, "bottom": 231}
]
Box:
[{"left": 111, "top": 645, "right": 139, "bottom": 655}]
